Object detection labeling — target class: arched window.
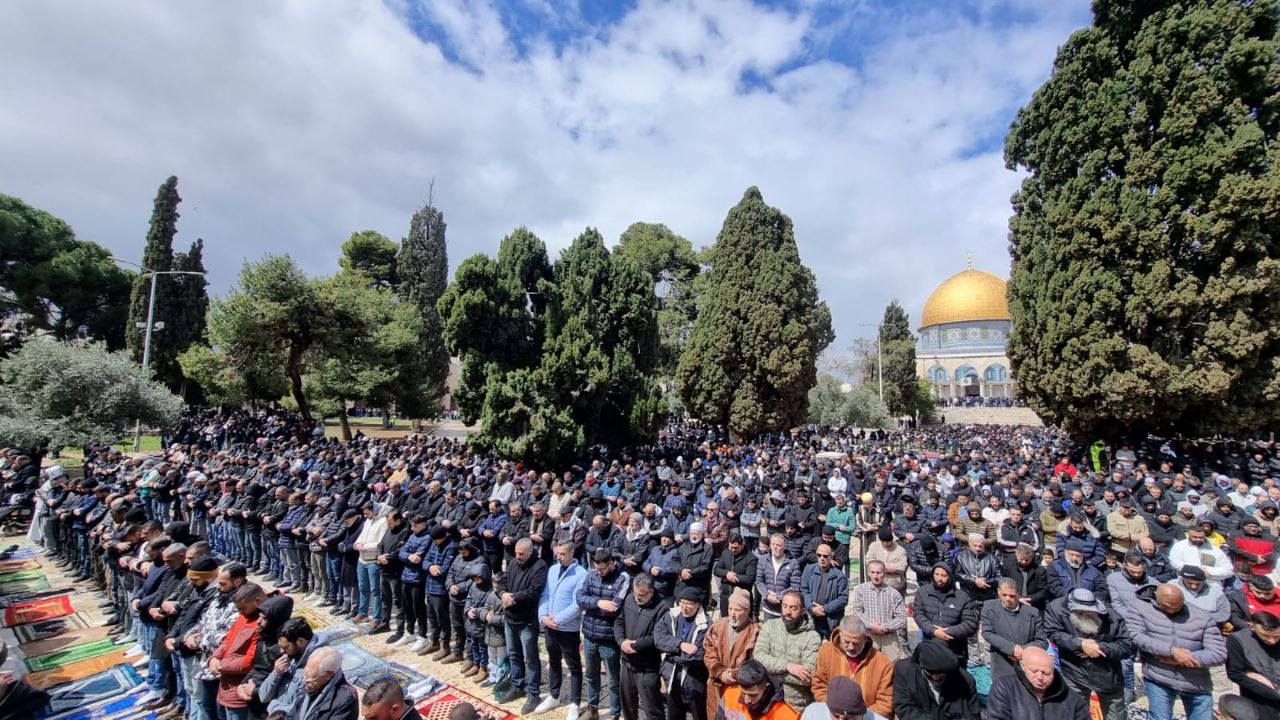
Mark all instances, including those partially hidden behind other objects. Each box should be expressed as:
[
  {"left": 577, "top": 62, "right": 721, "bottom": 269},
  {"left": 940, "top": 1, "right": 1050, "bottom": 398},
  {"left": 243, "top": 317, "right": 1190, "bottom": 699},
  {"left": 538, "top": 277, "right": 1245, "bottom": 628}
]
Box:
[
  {"left": 930, "top": 366, "right": 948, "bottom": 383},
  {"left": 984, "top": 364, "right": 1008, "bottom": 382},
  {"left": 954, "top": 365, "right": 977, "bottom": 382}
]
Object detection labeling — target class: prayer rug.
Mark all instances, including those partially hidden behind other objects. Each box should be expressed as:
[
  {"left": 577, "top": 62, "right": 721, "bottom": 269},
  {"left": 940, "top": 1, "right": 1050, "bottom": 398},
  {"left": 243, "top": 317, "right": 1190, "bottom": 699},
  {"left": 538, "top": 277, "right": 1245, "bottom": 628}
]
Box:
[
  {"left": 21, "top": 626, "right": 115, "bottom": 657},
  {"left": 0, "top": 567, "right": 45, "bottom": 583},
  {"left": 319, "top": 620, "right": 359, "bottom": 643},
  {"left": 0, "top": 586, "right": 74, "bottom": 607},
  {"left": 291, "top": 606, "right": 333, "bottom": 630},
  {"left": 25, "top": 649, "right": 131, "bottom": 689},
  {"left": 0, "top": 573, "right": 50, "bottom": 595},
  {"left": 335, "top": 641, "right": 384, "bottom": 681},
  {"left": 14, "top": 612, "right": 91, "bottom": 643},
  {"left": 0, "top": 558, "right": 41, "bottom": 573},
  {"left": 2, "top": 546, "right": 45, "bottom": 559},
  {"left": 416, "top": 686, "right": 515, "bottom": 720},
  {"left": 350, "top": 658, "right": 427, "bottom": 691},
  {"left": 3, "top": 593, "right": 73, "bottom": 627},
  {"left": 40, "top": 682, "right": 147, "bottom": 720},
  {"left": 25, "top": 638, "right": 120, "bottom": 672}
]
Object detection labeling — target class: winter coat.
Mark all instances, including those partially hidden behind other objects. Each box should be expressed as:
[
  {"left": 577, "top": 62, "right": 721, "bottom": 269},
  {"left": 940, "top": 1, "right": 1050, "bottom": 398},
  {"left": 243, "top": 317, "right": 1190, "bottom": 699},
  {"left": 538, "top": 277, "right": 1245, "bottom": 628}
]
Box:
[
  {"left": 755, "top": 553, "right": 801, "bottom": 616},
  {"left": 952, "top": 549, "right": 1000, "bottom": 602},
  {"left": 1106, "top": 569, "right": 1157, "bottom": 624},
  {"left": 1000, "top": 554, "right": 1052, "bottom": 609},
  {"left": 464, "top": 582, "right": 504, "bottom": 646},
  {"left": 753, "top": 615, "right": 822, "bottom": 709},
  {"left": 643, "top": 544, "right": 681, "bottom": 597},
  {"left": 575, "top": 565, "right": 631, "bottom": 641},
  {"left": 477, "top": 512, "right": 508, "bottom": 556},
  {"left": 376, "top": 524, "right": 409, "bottom": 577},
  {"left": 1128, "top": 590, "right": 1228, "bottom": 693},
  {"left": 444, "top": 551, "right": 483, "bottom": 605},
  {"left": 277, "top": 505, "right": 309, "bottom": 548},
  {"left": 1047, "top": 559, "right": 1107, "bottom": 600},
  {"left": 1226, "top": 629, "right": 1280, "bottom": 720},
  {"left": 812, "top": 629, "right": 895, "bottom": 716},
  {"left": 654, "top": 606, "right": 712, "bottom": 694},
  {"left": 1055, "top": 527, "right": 1104, "bottom": 567},
  {"left": 397, "top": 530, "right": 432, "bottom": 586},
  {"left": 704, "top": 617, "right": 761, "bottom": 720},
  {"left": 913, "top": 569, "right": 980, "bottom": 660},
  {"left": 892, "top": 647, "right": 980, "bottom": 720},
  {"left": 677, "top": 539, "right": 716, "bottom": 595},
  {"left": 421, "top": 539, "right": 457, "bottom": 596},
  {"left": 618, "top": 532, "right": 653, "bottom": 575},
  {"left": 502, "top": 555, "right": 548, "bottom": 625},
  {"left": 289, "top": 668, "right": 358, "bottom": 720},
  {"left": 211, "top": 613, "right": 261, "bottom": 708},
  {"left": 1042, "top": 594, "right": 1133, "bottom": 694},
  {"left": 714, "top": 548, "right": 758, "bottom": 602},
  {"left": 799, "top": 563, "right": 849, "bottom": 630},
  {"left": 614, "top": 589, "right": 665, "bottom": 672},
  {"left": 996, "top": 520, "right": 1041, "bottom": 555},
  {"left": 539, "top": 560, "right": 588, "bottom": 633},
  {"left": 980, "top": 600, "right": 1046, "bottom": 680},
  {"left": 585, "top": 524, "right": 622, "bottom": 559},
  {"left": 985, "top": 667, "right": 1089, "bottom": 720}
]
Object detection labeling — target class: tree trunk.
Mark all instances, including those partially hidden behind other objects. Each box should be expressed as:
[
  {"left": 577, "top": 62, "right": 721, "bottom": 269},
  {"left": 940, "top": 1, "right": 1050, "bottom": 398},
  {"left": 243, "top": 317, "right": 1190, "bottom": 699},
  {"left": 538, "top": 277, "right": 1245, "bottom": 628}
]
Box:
[
  {"left": 381, "top": 405, "right": 391, "bottom": 429},
  {"left": 287, "top": 344, "right": 310, "bottom": 421},
  {"left": 338, "top": 402, "right": 352, "bottom": 442}
]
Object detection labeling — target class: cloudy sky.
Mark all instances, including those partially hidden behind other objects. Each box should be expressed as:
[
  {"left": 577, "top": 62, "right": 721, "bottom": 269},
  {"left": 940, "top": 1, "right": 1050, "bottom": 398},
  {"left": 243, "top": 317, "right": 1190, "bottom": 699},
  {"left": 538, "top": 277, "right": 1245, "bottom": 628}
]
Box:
[{"left": 0, "top": 0, "right": 1091, "bottom": 347}]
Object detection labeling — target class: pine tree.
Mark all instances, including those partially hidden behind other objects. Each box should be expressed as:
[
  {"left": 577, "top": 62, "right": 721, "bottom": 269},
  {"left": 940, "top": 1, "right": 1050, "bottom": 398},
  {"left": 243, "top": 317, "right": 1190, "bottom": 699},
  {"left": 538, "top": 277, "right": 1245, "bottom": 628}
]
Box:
[
  {"left": 397, "top": 202, "right": 450, "bottom": 415},
  {"left": 163, "top": 239, "right": 209, "bottom": 394},
  {"left": 126, "top": 176, "right": 179, "bottom": 368},
  {"left": 677, "top": 187, "right": 834, "bottom": 438},
  {"left": 878, "top": 301, "right": 918, "bottom": 418},
  {"left": 1005, "top": 0, "right": 1280, "bottom": 440}
]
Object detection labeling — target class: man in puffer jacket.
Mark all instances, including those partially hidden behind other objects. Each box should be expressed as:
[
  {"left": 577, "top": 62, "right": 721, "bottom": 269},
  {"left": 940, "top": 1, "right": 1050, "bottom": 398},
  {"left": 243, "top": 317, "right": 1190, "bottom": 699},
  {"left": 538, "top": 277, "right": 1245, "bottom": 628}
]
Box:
[
  {"left": 1043, "top": 588, "right": 1133, "bottom": 720},
  {"left": 912, "top": 563, "right": 979, "bottom": 663},
  {"left": 575, "top": 548, "right": 631, "bottom": 720},
  {"left": 395, "top": 515, "right": 433, "bottom": 652},
  {"left": 1129, "top": 584, "right": 1228, "bottom": 720},
  {"left": 1056, "top": 514, "right": 1105, "bottom": 567},
  {"left": 654, "top": 586, "right": 712, "bottom": 720},
  {"left": 420, "top": 526, "right": 458, "bottom": 660},
  {"left": 1106, "top": 550, "right": 1158, "bottom": 623},
  {"left": 952, "top": 533, "right": 1000, "bottom": 603},
  {"left": 443, "top": 539, "right": 483, "bottom": 665},
  {"left": 985, "top": 646, "right": 1089, "bottom": 720}
]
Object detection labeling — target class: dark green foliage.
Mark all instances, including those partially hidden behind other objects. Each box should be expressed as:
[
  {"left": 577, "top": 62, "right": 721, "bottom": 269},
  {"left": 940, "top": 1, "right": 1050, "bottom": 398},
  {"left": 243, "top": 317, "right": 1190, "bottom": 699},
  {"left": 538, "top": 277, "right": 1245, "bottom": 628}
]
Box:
[
  {"left": 164, "top": 239, "right": 209, "bottom": 394},
  {"left": 0, "top": 195, "right": 133, "bottom": 350},
  {"left": 439, "top": 226, "right": 660, "bottom": 463},
  {"left": 677, "top": 187, "right": 834, "bottom": 438},
  {"left": 342, "top": 231, "right": 399, "bottom": 288},
  {"left": 1005, "top": 0, "right": 1280, "bottom": 440},
  {"left": 541, "top": 228, "right": 661, "bottom": 447},
  {"left": 614, "top": 222, "right": 701, "bottom": 377},
  {"left": 397, "top": 205, "right": 450, "bottom": 414},
  {"left": 127, "top": 176, "right": 179, "bottom": 362},
  {"left": 879, "top": 301, "right": 919, "bottom": 417}
]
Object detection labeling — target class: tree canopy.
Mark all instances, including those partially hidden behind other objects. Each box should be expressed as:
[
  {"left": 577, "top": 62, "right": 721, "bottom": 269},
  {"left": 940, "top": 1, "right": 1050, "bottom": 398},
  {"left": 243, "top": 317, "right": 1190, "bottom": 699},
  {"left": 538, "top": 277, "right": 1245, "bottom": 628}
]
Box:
[
  {"left": 0, "top": 341, "right": 183, "bottom": 454},
  {"left": 1005, "top": 0, "right": 1280, "bottom": 440},
  {"left": 614, "top": 222, "right": 701, "bottom": 377},
  {"left": 341, "top": 230, "right": 399, "bottom": 289},
  {"left": 808, "top": 374, "right": 891, "bottom": 428},
  {"left": 879, "top": 300, "right": 922, "bottom": 418},
  {"left": 677, "top": 187, "right": 834, "bottom": 438},
  {"left": 0, "top": 195, "right": 133, "bottom": 350}
]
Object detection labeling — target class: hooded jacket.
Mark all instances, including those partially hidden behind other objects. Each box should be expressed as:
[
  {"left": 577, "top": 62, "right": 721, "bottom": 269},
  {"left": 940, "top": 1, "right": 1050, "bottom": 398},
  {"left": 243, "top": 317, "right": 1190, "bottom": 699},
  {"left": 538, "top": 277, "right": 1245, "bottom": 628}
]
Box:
[
  {"left": 654, "top": 605, "right": 712, "bottom": 693},
  {"left": 912, "top": 563, "right": 980, "bottom": 660},
  {"left": 614, "top": 588, "right": 665, "bottom": 672},
  {"left": 985, "top": 666, "right": 1090, "bottom": 720},
  {"left": 891, "top": 644, "right": 980, "bottom": 720}
]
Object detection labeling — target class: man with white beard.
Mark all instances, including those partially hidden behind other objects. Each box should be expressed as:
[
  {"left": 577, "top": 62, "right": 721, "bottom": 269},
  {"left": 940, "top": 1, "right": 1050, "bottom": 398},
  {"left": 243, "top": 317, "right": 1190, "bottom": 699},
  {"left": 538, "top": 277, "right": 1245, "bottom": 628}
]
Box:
[{"left": 1042, "top": 588, "right": 1135, "bottom": 720}]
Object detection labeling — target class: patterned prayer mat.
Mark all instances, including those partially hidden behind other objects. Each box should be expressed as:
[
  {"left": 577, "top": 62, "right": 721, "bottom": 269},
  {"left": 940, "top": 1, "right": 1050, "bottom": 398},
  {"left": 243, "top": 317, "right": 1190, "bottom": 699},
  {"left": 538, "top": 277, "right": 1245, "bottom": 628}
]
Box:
[
  {"left": 25, "top": 638, "right": 120, "bottom": 672},
  {"left": 0, "top": 567, "right": 45, "bottom": 583},
  {"left": 25, "top": 649, "right": 132, "bottom": 689},
  {"left": 350, "top": 657, "right": 427, "bottom": 691},
  {"left": 291, "top": 605, "right": 334, "bottom": 630},
  {"left": 14, "top": 612, "right": 92, "bottom": 643},
  {"left": 1, "top": 546, "right": 46, "bottom": 560},
  {"left": 40, "top": 683, "right": 147, "bottom": 720},
  {"left": 3, "top": 593, "right": 73, "bottom": 627},
  {"left": 39, "top": 665, "right": 144, "bottom": 718},
  {"left": 21, "top": 626, "right": 115, "bottom": 657},
  {"left": 335, "top": 641, "right": 385, "bottom": 681},
  {"left": 416, "top": 686, "right": 515, "bottom": 720}
]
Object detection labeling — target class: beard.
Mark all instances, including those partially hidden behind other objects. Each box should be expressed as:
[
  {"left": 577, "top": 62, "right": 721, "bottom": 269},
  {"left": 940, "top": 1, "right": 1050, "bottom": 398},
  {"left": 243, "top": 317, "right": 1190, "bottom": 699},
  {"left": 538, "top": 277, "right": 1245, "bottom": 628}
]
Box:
[
  {"left": 1070, "top": 612, "right": 1102, "bottom": 635},
  {"left": 1065, "top": 557, "right": 1082, "bottom": 569},
  {"left": 783, "top": 615, "right": 803, "bottom": 632}
]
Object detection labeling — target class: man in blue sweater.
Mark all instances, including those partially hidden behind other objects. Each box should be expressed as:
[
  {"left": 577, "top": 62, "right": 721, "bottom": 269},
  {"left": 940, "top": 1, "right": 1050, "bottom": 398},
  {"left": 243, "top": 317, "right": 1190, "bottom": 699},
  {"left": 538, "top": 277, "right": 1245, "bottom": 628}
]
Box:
[{"left": 536, "top": 542, "right": 588, "bottom": 719}]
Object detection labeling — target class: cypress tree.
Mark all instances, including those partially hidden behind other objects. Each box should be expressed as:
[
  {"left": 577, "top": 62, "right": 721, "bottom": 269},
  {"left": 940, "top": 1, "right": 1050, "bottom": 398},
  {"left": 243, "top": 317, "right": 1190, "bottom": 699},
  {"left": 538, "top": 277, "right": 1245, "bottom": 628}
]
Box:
[
  {"left": 677, "top": 187, "right": 834, "bottom": 438},
  {"left": 126, "top": 176, "right": 179, "bottom": 367},
  {"left": 1005, "top": 0, "right": 1280, "bottom": 440},
  {"left": 163, "top": 238, "right": 209, "bottom": 394},
  {"left": 397, "top": 203, "right": 450, "bottom": 413},
  {"left": 878, "top": 301, "right": 919, "bottom": 417}
]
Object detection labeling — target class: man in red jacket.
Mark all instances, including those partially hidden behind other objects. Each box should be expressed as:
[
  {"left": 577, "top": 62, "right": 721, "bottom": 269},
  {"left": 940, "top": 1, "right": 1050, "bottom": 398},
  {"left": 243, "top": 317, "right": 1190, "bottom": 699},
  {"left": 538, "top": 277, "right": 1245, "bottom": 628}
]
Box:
[{"left": 210, "top": 583, "right": 266, "bottom": 720}]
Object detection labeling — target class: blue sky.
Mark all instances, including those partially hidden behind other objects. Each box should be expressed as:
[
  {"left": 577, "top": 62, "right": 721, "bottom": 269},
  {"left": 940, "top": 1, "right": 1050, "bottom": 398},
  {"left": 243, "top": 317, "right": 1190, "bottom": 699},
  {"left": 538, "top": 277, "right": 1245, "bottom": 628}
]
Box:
[{"left": 0, "top": 0, "right": 1092, "bottom": 350}]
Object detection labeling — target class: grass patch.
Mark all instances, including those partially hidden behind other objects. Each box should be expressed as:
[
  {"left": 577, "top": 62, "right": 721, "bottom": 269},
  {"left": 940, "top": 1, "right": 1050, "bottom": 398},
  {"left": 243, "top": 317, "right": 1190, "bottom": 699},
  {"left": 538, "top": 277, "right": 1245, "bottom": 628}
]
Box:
[{"left": 50, "top": 434, "right": 165, "bottom": 470}]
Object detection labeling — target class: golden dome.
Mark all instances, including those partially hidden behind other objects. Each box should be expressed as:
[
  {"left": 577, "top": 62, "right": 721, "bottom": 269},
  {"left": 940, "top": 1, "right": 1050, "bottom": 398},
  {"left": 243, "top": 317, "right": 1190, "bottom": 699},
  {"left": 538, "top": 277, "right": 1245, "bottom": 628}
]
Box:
[{"left": 919, "top": 268, "right": 1010, "bottom": 329}]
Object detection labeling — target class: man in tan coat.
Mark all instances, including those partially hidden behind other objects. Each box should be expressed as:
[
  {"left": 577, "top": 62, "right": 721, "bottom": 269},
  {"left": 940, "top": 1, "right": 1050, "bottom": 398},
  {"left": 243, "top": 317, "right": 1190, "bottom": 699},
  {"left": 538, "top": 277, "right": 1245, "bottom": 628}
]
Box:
[
  {"left": 1105, "top": 499, "right": 1149, "bottom": 553},
  {"left": 703, "top": 588, "right": 759, "bottom": 720}
]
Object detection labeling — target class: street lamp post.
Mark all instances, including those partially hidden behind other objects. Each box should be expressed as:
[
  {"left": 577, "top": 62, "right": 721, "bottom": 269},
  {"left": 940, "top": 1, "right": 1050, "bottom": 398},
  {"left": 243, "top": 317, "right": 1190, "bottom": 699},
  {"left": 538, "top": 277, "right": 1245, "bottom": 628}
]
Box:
[{"left": 110, "top": 257, "right": 206, "bottom": 451}]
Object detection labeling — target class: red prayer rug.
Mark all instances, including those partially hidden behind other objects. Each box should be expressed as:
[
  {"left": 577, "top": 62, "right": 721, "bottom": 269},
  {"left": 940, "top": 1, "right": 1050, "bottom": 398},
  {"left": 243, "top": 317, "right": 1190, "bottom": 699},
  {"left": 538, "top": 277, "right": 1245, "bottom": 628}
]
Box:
[{"left": 2, "top": 593, "right": 73, "bottom": 627}]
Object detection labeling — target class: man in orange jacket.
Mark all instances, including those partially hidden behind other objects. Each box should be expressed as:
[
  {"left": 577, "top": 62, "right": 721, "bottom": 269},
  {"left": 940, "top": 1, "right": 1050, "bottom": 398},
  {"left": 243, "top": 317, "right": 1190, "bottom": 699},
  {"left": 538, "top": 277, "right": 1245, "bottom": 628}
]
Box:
[
  {"left": 811, "top": 615, "right": 894, "bottom": 718},
  {"left": 715, "top": 659, "right": 798, "bottom": 720}
]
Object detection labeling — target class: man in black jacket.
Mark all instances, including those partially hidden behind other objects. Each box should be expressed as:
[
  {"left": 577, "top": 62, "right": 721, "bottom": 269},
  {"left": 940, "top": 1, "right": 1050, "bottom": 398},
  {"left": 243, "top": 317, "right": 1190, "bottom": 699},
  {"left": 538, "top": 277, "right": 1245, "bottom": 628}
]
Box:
[
  {"left": 986, "top": 646, "right": 1090, "bottom": 720},
  {"left": 1225, "top": 610, "right": 1280, "bottom": 720},
  {"left": 713, "top": 533, "right": 758, "bottom": 618},
  {"left": 496, "top": 539, "right": 548, "bottom": 715},
  {"left": 166, "top": 556, "right": 221, "bottom": 720},
  {"left": 375, "top": 510, "right": 408, "bottom": 639},
  {"left": 892, "top": 639, "right": 980, "bottom": 720},
  {"left": 614, "top": 574, "right": 664, "bottom": 720},
  {"left": 1042, "top": 588, "right": 1133, "bottom": 720},
  {"left": 1001, "top": 543, "right": 1053, "bottom": 609},
  {"left": 297, "top": 648, "right": 358, "bottom": 720}
]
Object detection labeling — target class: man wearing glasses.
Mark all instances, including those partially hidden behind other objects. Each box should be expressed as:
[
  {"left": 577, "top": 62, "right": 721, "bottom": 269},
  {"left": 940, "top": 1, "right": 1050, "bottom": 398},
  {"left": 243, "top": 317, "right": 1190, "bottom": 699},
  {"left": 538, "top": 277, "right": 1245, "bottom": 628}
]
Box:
[{"left": 800, "top": 544, "right": 848, "bottom": 638}]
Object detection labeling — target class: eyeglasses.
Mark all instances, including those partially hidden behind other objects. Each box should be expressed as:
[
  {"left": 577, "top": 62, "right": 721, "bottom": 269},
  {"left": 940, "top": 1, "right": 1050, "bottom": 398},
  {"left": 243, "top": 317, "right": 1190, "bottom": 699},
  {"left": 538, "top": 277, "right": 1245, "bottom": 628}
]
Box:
[{"left": 817, "top": 553, "right": 832, "bottom": 558}]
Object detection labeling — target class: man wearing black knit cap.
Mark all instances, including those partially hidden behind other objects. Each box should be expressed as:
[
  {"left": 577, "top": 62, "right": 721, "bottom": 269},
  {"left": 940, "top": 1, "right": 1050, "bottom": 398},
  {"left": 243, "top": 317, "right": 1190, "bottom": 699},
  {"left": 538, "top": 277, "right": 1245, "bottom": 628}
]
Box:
[
  {"left": 654, "top": 586, "right": 711, "bottom": 720},
  {"left": 891, "top": 639, "right": 979, "bottom": 720},
  {"left": 799, "top": 675, "right": 869, "bottom": 720}
]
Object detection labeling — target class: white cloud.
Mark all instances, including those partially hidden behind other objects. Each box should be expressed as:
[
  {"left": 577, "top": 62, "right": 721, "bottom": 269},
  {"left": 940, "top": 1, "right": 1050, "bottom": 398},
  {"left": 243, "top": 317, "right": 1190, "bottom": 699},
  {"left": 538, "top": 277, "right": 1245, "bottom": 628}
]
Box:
[{"left": 0, "top": 0, "right": 1090, "bottom": 347}]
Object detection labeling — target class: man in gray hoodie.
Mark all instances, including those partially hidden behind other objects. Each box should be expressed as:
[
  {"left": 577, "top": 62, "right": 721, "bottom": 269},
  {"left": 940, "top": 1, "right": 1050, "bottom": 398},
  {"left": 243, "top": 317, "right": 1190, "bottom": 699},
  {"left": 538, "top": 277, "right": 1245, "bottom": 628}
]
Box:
[{"left": 1128, "top": 584, "right": 1227, "bottom": 720}]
